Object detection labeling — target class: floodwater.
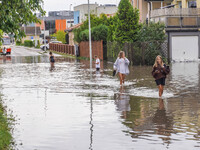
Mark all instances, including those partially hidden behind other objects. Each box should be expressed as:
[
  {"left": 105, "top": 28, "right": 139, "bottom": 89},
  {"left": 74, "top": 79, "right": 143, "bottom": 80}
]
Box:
[{"left": 0, "top": 55, "right": 200, "bottom": 150}]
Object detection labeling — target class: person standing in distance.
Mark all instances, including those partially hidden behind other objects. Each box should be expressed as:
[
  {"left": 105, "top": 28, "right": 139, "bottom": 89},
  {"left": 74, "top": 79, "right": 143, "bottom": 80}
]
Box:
[
  {"left": 49, "top": 52, "right": 55, "bottom": 71},
  {"left": 95, "top": 55, "right": 100, "bottom": 71},
  {"left": 113, "top": 51, "right": 130, "bottom": 86}
]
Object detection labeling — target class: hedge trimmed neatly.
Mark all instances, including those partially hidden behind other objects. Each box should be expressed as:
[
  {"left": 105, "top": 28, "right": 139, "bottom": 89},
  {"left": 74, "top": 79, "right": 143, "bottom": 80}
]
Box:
[
  {"left": 24, "top": 40, "right": 34, "bottom": 47},
  {"left": 79, "top": 24, "right": 108, "bottom": 42}
]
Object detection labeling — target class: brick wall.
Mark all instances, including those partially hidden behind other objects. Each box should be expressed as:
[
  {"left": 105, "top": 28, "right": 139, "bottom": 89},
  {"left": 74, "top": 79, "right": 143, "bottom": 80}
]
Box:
[{"left": 79, "top": 41, "right": 103, "bottom": 60}]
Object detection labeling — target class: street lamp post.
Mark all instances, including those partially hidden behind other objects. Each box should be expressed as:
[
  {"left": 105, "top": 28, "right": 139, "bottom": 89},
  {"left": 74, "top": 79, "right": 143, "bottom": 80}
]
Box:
[
  {"left": 69, "top": 4, "right": 72, "bottom": 27},
  {"left": 88, "top": 0, "right": 92, "bottom": 70}
]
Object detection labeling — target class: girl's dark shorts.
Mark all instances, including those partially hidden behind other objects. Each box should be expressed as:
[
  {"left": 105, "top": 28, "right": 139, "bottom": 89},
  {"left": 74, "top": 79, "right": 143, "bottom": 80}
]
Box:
[{"left": 155, "top": 78, "right": 166, "bottom": 86}]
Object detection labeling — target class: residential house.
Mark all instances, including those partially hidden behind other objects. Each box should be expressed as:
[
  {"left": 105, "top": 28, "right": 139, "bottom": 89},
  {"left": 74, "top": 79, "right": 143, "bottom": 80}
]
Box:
[
  {"left": 21, "top": 26, "right": 41, "bottom": 43},
  {"left": 131, "top": 0, "right": 200, "bottom": 62},
  {"left": 65, "top": 23, "right": 83, "bottom": 45},
  {"left": 74, "top": 3, "right": 117, "bottom": 25}
]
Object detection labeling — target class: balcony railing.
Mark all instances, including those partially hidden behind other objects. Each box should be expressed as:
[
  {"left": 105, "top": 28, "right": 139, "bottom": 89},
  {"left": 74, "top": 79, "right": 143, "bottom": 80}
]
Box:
[
  {"left": 150, "top": 8, "right": 200, "bottom": 29},
  {"left": 151, "top": 8, "right": 200, "bottom": 18}
]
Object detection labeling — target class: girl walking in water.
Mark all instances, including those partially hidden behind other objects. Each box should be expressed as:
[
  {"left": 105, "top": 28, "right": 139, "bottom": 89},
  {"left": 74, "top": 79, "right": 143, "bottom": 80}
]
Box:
[
  {"left": 113, "top": 51, "right": 130, "bottom": 86},
  {"left": 152, "top": 55, "right": 170, "bottom": 97}
]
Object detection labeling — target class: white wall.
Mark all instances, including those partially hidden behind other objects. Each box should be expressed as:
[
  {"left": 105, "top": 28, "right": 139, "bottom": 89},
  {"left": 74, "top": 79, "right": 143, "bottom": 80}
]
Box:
[
  {"left": 74, "top": 4, "right": 98, "bottom": 23},
  {"left": 96, "top": 6, "right": 117, "bottom": 16}
]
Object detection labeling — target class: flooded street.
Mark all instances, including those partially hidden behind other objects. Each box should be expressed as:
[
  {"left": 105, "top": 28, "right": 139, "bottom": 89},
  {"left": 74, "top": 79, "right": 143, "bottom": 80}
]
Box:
[{"left": 0, "top": 52, "right": 200, "bottom": 149}]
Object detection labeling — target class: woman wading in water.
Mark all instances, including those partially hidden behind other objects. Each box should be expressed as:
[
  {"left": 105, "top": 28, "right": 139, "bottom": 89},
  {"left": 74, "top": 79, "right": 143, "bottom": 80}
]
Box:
[
  {"left": 114, "top": 51, "right": 130, "bottom": 86},
  {"left": 152, "top": 55, "right": 170, "bottom": 97}
]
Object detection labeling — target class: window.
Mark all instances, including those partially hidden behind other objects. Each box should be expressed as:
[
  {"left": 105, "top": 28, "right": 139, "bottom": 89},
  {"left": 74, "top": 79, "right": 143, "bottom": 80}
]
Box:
[
  {"left": 188, "top": 1, "right": 196, "bottom": 8},
  {"left": 178, "top": 1, "right": 182, "bottom": 8}
]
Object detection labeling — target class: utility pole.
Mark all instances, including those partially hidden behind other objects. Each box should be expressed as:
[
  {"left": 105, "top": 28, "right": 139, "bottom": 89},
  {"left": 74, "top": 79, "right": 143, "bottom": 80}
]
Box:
[
  {"left": 70, "top": 4, "right": 72, "bottom": 27},
  {"left": 35, "top": 13, "right": 37, "bottom": 47},
  {"left": 43, "top": 2, "right": 46, "bottom": 52},
  {"left": 88, "top": 0, "right": 92, "bottom": 70}
]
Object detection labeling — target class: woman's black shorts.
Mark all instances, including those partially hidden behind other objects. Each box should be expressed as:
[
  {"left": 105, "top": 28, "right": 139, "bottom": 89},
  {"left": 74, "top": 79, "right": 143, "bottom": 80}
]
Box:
[{"left": 155, "top": 78, "right": 166, "bottom": 86}]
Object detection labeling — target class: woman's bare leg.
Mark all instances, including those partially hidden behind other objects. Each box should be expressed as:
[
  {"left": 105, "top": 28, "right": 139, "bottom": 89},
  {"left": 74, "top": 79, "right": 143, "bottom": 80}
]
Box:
[
  {"left": 161, "top": 85, "right": 164, "bottom": 96},
  {"left": 158, "top": 85, "right": 162, "bottom": 97},
  {"left": 122, "top": 74, "right": 126, "bottom": 84},
  {"left": 119, "top": 73, "right": 123, "bottom": 85}
]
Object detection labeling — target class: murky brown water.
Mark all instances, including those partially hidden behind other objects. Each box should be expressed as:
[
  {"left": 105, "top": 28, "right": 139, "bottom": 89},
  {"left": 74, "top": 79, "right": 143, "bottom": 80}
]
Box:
[{"left": 0, "top": 55, "right": 200, "bottom": 150}]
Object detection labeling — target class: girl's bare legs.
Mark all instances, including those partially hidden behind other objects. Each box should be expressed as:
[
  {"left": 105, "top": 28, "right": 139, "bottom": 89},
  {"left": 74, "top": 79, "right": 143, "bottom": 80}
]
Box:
[
  {"left": 119, "top": 73, "right": 123, "bottom": 85},
  {"left": 122, "top": 74, "right": 126, "bottom": 84},
  {"left": 158, "top": 85, "right": 164, "bottom": 97},
  {"left": 161, "top": 85, "right": 164, "bottom": 96}
]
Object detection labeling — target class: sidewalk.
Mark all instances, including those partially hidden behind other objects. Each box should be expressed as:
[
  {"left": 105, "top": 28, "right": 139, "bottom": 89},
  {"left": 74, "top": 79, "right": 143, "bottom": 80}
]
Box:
[{"left": 15, "top": 45, "right": 61, "bottom": 57}]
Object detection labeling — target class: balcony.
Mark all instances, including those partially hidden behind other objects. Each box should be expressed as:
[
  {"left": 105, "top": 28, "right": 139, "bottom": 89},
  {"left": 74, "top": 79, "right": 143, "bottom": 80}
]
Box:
[{"left": 150, "top": 8, "right": 200, "bottom": 30}]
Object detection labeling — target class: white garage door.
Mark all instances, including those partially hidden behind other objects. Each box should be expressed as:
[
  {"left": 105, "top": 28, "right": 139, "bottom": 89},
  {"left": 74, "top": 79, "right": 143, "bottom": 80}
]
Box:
[{"left": 172, "top": 36, "right": 199, "bottom": 61}]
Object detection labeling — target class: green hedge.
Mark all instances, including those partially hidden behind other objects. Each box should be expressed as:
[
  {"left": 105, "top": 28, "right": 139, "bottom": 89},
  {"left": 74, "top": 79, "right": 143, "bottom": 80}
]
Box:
[
  {"left": 16, "top": 40, "right": 22, "bottom": 46},
  {"left": 24, "top": 40, "right": 34, "bottom": 47},
  {"left": 79, "top": 24, "right": 108, "bottom": 42}
]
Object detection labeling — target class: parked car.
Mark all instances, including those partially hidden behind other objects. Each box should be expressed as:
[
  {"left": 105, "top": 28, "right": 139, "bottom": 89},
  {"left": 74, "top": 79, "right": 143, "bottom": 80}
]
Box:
[
  {"left": 40, "top": 41, "right": 62, "bottom": 50},
  {"left": 0, "top": 36, "right": 12, "bottom": 54}
]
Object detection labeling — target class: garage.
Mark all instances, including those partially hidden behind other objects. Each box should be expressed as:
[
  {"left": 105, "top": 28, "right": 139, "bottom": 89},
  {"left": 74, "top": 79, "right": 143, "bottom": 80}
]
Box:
[
  {"left": 171, "top": 35, "right": 199, "bottom": 61},
  {"left": 170, "top": 34, "right": 200, "bottom": 62}
]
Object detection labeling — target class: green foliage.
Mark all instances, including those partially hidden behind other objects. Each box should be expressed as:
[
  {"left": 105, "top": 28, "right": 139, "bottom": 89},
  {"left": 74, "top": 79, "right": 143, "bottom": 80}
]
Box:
[
  {"left": 0, "top": 30, "right": 3, "bottom": 46},
  {"left": 53, "top": 30, "right": 66, "bottom": 44},
  {"left": 74, "top": 14, "right": 109, "bottom": 43},
  {"left": 0, "top": 0, "right": 45, "bottom": 41},
  {"left": 113, "top": 0, "right": 141, "bottom": 43},
  {"left": 24, "top": 40, "right": 34, "bottom": 47},
  {"left": 79, "top": 29, "right": 89, "bottom": 41},
  {"left": 0, "top": 103, "right": 12, "bottom": 150},
  {"left": 137, "top": 22, "right": 166, "bottom": 42},
  {"left": 16, "top": 40, "right": 22, "bottom": 46},
  {"left": 79, "top": 25, "right": 108, "bottom": 42},
  {"left": 107, "top": 16, "right": 118, "bottom": 42},
  {"left": 92, "top": 25, "right": 108, "bottom": 41}
]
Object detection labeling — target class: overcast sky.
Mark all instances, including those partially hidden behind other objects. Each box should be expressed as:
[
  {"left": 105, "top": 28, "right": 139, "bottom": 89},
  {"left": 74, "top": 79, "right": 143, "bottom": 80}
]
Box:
[{"left": 43, "top": 0, "right": 120, "bottom": 13}]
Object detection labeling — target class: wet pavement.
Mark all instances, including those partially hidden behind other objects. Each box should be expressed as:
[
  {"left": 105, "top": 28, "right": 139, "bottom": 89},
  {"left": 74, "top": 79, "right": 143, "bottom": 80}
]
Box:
[{"left": 0, "top": 53, "right": 200, "bottom": 150}]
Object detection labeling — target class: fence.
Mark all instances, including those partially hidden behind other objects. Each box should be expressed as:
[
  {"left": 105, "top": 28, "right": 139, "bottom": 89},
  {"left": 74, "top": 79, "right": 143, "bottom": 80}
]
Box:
[
  {"left": 107, "top": 41, "right": 168, "bottom": 65},
  {"left": 79, "top": 40, "right": 104, "bottom": 60},
  {"left": 49, "top": 43, "right": 75, "bottom": 55}
]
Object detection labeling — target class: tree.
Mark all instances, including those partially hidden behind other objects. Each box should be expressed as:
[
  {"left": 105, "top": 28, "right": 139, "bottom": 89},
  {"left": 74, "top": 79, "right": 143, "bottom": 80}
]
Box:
[
  {"left": 53, "top": 30, "right": 66, "bottom": 44},
  {"left": 107, "top": 15, "right": 118, "bottom": 42},
  {"left": 113, "top": 0, "right": 141, "bottom": 43},
  {"left": 0, "top": 0, "right": 44, "bottom": 41},
  {"left": 0, "top": 30, "right": 3, "bottom": 46}
]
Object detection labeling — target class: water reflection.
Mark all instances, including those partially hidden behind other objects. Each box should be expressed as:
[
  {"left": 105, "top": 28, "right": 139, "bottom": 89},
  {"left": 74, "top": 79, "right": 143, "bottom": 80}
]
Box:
[
  {"left": 152, "top": 99, "right": 173, "bottom": 144},
  {"left": 115, "top": 86, "right": 130, "bottom": 119}
]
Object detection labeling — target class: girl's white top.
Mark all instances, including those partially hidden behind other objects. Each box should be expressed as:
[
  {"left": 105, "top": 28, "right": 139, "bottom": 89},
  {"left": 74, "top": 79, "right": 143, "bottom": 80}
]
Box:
[
  {"left": 96, "top": 58, "right": 100, "bottom": 68},
  {"left": 113, "top": 57, "right": 130, "bottom": 75}
]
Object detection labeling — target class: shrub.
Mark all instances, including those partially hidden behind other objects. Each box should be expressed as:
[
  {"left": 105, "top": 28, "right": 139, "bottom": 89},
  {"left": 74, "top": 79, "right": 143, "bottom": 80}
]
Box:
[
  {"left": 79, "top": 29, "right": 89, "bottom": 41},
  {"left": 24, "top": 40, "right": 34, "bottom": 47},
  {"left": 16, "top": 40, "right": 22, "bottom": 46},
  {"left": 53, "top": 30, "right": 66, "bottom": 44},
  {"left": 92, "top": 24, "right": 108, "bottom": 41}
]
